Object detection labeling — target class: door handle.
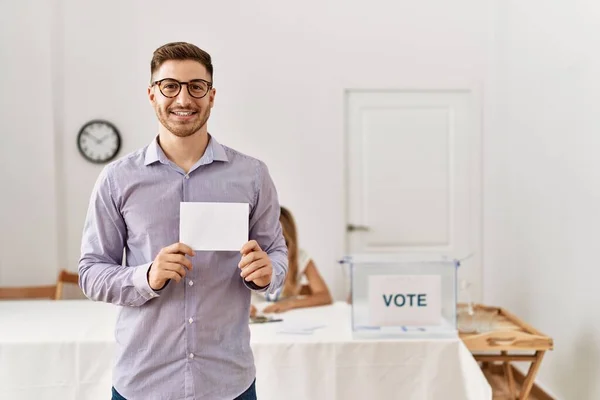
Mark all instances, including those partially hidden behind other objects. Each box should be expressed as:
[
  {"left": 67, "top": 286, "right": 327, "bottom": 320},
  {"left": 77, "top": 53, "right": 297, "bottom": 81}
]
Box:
[{"left": 347, "top": 224, "right": 370, "bottom": 232}]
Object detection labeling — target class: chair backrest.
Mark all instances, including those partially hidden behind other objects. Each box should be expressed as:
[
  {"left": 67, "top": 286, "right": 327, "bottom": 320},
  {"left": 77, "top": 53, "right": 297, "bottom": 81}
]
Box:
[
  {"left": 0, "top": 285, "right": 57, "bottom": 300},
  {"left": 55, "top": 269, "right": 80, "bottom": 300}
]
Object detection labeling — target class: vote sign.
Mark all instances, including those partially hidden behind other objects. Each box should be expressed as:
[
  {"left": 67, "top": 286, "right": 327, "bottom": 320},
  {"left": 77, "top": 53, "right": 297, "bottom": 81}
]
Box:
[{"left": 368, "top": 275, "right": 442, "bottom": 326}]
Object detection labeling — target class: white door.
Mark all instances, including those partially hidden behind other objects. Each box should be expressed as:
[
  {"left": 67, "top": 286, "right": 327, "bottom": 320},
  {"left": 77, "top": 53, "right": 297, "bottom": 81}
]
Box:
[{"left": 345, "top": 89, "right": 482, "bottom": 300}]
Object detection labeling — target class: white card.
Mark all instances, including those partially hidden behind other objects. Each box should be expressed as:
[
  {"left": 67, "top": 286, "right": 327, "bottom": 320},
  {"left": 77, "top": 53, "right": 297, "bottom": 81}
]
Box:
[
  {"left": 179, "top": 202, "right": 249, "bottom": 251},
  {"left": 368, "top": 275, "right": 442, "bottom": 326}
]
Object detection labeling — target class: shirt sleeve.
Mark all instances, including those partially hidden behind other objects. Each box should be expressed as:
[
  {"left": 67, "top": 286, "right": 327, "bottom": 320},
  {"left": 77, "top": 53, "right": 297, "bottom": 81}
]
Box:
[
  {"left": 244, "top": 161, "right": 288, "bottom": 295},
  {"left": 78, "top": 166, "right": 159, "bottom": 306}
]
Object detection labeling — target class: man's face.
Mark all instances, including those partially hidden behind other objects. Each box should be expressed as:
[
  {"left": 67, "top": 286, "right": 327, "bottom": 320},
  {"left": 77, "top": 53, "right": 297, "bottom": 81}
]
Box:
[{"left": 148, "top": 60, "right": 215, "bottom": 138}]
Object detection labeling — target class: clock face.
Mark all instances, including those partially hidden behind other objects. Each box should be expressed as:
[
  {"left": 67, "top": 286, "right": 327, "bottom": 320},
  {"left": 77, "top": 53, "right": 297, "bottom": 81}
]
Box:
[{"left": 77, "top": 120, "right": 121, "bottom": 164}]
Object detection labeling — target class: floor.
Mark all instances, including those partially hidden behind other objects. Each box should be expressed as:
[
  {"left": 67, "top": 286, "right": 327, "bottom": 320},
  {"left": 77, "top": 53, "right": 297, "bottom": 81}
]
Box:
[{"left": 486, "top": 367, "right": 545, "bottom": 400}]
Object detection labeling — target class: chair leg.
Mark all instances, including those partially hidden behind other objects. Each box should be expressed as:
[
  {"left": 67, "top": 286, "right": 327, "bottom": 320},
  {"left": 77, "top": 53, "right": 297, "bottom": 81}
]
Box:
[{"left": 55, "top": 282, "right": 63, "bottom": 300}]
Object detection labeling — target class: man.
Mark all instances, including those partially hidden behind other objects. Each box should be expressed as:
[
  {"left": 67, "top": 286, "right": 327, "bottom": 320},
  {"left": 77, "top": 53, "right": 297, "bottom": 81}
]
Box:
[{"left": 79, "top": 42, "right": 288, "bottom": 400}]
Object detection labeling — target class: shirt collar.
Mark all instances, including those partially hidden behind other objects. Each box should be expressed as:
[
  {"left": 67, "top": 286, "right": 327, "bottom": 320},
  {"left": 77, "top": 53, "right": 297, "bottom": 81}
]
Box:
[
  {"left": 144, "top": 134, "right": 229, "bottom": 166},
  {"left": 144, "top": 137, "right": 163, "bottom": 166},
  {"left": 207, "top": 135, "right": 229, "bottom": 163}
]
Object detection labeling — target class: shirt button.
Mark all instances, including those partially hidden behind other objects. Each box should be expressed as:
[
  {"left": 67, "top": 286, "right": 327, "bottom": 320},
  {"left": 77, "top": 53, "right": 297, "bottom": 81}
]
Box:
[
  {"left": 188, "top": 318, "right": 194, "bottom": 324},
  {"left": 185, "top": 175, "right": 190, "bottom": 179},
  {"left": 188, "top": 280, "right": 194, "bottom": 286},
  {"left": 189, "top": 353, "right": 194, "bottom": 359}
]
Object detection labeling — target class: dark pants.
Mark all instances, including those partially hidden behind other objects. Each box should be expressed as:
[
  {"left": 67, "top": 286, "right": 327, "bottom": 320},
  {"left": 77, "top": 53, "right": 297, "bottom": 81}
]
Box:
[{"left": 112, "top": 380, "right": 257, "bottom": 400}]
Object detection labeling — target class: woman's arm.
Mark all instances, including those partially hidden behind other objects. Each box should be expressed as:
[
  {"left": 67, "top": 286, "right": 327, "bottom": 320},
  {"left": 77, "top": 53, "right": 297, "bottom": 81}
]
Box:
[{"left": 263, "top": 260, "right": 333, "bottom": 313}]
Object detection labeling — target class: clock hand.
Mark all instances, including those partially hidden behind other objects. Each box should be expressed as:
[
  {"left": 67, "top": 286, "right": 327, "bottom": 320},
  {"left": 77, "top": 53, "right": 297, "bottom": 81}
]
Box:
[{"left": 83, "top": 131, "right": 102, "bottom": 144}]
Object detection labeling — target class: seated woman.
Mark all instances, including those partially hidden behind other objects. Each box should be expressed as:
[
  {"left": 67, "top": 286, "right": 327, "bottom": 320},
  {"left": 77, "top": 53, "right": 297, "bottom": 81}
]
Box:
[{"left": 251, "top": 206, "right": 333, "bottom": 316}]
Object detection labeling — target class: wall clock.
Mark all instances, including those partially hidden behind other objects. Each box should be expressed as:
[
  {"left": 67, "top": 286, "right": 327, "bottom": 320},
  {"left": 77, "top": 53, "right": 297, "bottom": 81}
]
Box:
[{"left": 77, "top": 119, "right": 121, "bottom": 164}]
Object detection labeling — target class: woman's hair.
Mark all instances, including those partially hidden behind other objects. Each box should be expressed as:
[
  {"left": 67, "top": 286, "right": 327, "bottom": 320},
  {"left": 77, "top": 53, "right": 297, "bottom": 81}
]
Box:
[{"left": 279, "top": 206, "right": 299, "bottom": 298}]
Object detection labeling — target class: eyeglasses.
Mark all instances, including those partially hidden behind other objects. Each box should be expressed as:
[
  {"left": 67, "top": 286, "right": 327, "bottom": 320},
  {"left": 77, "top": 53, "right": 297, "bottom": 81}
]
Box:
[{"left": 151, "top": 78, "right": 213, "bottom": 99}]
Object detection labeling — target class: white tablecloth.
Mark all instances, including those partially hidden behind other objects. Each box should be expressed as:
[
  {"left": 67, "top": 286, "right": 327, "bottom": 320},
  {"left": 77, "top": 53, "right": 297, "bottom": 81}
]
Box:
[{"left": 0, "top": 300, "right": 491, "bottom": 400}]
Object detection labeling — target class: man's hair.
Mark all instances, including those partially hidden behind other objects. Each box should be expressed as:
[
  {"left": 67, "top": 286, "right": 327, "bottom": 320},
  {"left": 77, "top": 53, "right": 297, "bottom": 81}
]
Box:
[{"left": 150, "top": 42, "right": 213, "bottom": 81}]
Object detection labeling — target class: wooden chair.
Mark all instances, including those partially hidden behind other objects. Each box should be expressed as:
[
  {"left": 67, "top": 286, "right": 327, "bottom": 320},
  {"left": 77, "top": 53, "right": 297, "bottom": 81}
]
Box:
[
  {"left": 0, "top": 285, "right": 57, "bottom": 300},
  {"left": 0, "top": 269, "right": 80, "bottom": 300},
  {"left": 55, "top": 269, "right": 80, "bottom": 300}
]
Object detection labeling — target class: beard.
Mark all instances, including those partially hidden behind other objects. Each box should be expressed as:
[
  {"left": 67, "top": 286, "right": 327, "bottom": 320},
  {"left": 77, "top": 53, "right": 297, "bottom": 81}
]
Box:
[{"left": 155, "top": 104, "right": 211, "bottom": 138}]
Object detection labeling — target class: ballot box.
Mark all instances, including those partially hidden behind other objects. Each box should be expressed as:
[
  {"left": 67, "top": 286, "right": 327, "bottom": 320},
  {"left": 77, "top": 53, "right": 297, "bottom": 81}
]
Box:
[{"left": 342, "top": 254, "right": 459, "bottom": 339}]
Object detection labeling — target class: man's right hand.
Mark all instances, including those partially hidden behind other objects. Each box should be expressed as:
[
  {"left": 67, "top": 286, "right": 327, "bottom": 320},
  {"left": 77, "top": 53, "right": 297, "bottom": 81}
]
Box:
[{"left": 148, "top": 242, "right": 195, "bottom": 290}]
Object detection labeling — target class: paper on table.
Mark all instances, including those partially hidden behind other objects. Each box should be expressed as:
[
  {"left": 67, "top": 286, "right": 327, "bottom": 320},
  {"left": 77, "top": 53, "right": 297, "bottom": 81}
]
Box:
[
  {"left": 180, "top": 202, "right": 249, "bottom": 251},
  {"left": 277, "top": 322, "right": 326, "bottom": 335}
]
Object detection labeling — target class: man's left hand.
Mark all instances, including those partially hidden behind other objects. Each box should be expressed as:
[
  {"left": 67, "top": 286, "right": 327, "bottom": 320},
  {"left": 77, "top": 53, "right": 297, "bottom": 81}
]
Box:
[{"left": 239, "top": 240, "right": 272, "bottom": 288}]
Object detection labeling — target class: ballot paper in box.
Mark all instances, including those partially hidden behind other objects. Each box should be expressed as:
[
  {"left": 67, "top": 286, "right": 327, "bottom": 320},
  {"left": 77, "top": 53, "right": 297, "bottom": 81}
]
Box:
[{"left": 342, "top": 254, "right": 459, "bottom": 339}]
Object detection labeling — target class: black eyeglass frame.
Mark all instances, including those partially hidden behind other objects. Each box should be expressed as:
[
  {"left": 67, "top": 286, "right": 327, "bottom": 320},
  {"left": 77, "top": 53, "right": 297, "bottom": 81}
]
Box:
[{"left": 151, "top": 78, "right": 213, "bottom": 99}]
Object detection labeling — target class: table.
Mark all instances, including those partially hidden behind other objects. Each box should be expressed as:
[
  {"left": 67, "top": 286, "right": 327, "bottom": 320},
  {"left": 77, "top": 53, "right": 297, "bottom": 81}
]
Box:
[
  {"left": 0, "top": 300, "right": 491, "bottom": 400},
  {"left": 459, "top": 303, "right": 554, "bottom": 400}
]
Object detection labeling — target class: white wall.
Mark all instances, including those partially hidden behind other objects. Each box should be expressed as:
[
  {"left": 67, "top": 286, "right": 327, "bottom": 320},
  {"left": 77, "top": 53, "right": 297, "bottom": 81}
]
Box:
[
  {"left": 0, "top": 0, "right": 59, "bottom": 285},
  {"left": 484, "top": 1, "right": 600, "bottom": 399},
  {"left": 53, "top": 0, "right": 488, "bottom": 299}
]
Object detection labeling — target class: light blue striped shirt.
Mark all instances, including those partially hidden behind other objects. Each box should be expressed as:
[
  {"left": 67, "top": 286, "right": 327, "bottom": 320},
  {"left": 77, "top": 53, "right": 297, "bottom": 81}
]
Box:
[{"left": 79, "top": 135, "right": 288, "bottom": 400}]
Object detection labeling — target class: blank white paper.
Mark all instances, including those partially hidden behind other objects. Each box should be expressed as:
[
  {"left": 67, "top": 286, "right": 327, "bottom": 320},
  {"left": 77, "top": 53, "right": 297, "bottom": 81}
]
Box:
[{"left": 179, "top": 202, "right": 249, "bottom": 251}]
